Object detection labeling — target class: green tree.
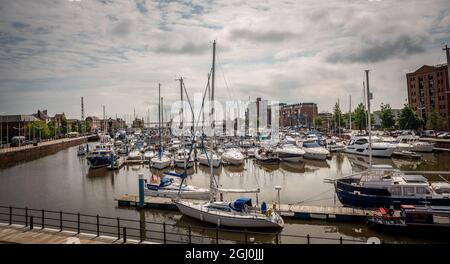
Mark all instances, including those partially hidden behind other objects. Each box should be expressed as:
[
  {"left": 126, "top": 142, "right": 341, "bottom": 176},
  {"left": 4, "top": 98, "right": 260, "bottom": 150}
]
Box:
[
  {"left": 397, "top": 104, "right": 423, "bottom": 130},
  {"left": 426, "top": 108, "right": 447, "bottom": 130},
  {"left": 61, "top": 118, "right": 68, "bottom": 135},
  {"left": 380, "top": 103, "right": 396, "bottom": 129},
  {"left": 85, "top": 121, "right": 91, "bottom": 133},
  {"left": 25, "top": 121, "right": 50, "bottom": 139},
  {"left": 353, "top": 103, "right": 368, "bottom": 131},
  {"left": 332, "top": 102, "right": 344, "bottom": 132},
  {"left": 313, "top": 116, "right": 322, "bottom": 128}
]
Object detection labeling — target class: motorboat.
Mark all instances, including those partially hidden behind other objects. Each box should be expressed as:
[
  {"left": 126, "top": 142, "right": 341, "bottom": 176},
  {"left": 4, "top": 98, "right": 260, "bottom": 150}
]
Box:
[
  {"left": 334, "top": 165, "right": 450, "bottom": 208},
  {"left": 254, "top": 147, "right": 279, "bottom": 163},
  {"left": 326, "top": 138, "right": 346, "bottom": 152},
  {"left": 394, "top": 134, "right": 434, "bottom": 153},
  {"left": 127, "top": 150, "right": 142, "bottom": 161},
  {"left": 77, "top": 145, "right": 87, "bottom": 156},
  {"left": 86, "top": 142, "right": 116, "bottom": 169},
  {"left": 367, "top": 205, "right": 450, "bottom": 235},
  {"left": 174, "top": 149, "right": 195, "bottom": 169},
  {"left": 198, "top": 151, "right": 221, "bottom": 167},
  {"left": 222, "top": 148, "right": 245, "bottom": 165},
  {"left": 344, "top": 136, "right": 396, "bottom": 158},
  {"left": 151, "top": 152, "right": 172, "bottom": 170},
  {"left": 145, "top": 175, "right": 209, "bottom": 200},
  {"left": 143, "top": 149, "right": 155, "bottom": 161},
  {"left": 274, "top": 144, "right": 305, "bottom": 163},
  {"left": 301, "top": 141, "right": 329, "bottom": 160}
]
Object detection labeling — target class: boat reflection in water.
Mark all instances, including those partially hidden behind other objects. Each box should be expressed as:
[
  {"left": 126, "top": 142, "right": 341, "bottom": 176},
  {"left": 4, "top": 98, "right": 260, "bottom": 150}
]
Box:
[
  {"left": 174, "top": 215, "right": 280, "bottom": 244},
  {"left": 279, "top": 161, "right": 306, "bottom": 173},
  {"left": 304, "top": 159, "right": 330, "bottom": 168}
]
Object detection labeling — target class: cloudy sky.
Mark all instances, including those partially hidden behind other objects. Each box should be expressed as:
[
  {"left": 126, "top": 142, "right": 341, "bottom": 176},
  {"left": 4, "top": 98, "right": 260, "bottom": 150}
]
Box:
[{"left": 0, "top": 0, "right": 449, "bottom": 121}]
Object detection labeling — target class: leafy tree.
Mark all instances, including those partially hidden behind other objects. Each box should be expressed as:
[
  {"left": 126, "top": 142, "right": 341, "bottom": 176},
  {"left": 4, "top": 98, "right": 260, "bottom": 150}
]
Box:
[
  {"left": 61, "top": 118, "right": 68, "bottom": 135},
  {"left": 332, "top": 102, "right": 344, "bottom": 132},
  {"left": 313, "top": 116, "right": 322, "bottom": 128},
  {"left": 380, "top": 103, "right": 396, "bottom": 129},
  {"left": 397, "top": 104, "right": 423, "bottom": 130},
  {"left": 85, "top": 121, "right": 91, "bottom": 133},
  {"left": 352, "top": 103, "right": 368, "bottom": 131},
  {"left": 25, "top": 121, "right": 50, "bottom": 139},
  {"left": 426, "top": 108, "right": 447, "bottom": 130}
]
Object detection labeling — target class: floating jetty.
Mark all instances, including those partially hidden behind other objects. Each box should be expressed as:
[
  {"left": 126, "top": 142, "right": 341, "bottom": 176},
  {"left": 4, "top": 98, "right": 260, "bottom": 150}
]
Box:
[
  {"left": 116, "top": 195, "right": 371, "bottom": 223},
  {"left": 108, "top": 156, "right": 126, "bottom": 170}
]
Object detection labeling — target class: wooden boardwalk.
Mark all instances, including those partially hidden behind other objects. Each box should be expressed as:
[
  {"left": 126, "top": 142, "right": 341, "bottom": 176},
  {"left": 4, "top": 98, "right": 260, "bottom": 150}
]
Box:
[
  {"left": 117, "top": 195, "right": 371, "bottom": 222},
  {"left": 0, "top": 223, "right": 155, "bottom": 244}
]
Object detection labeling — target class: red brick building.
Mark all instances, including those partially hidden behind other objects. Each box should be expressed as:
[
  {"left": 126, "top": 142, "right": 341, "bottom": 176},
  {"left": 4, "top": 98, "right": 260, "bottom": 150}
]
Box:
[
  {"left": 406, "top": 64, "right": 450, "bottom": 129},
  {"left": 280, "top": 103, "right": 318, "bottom": 128}
]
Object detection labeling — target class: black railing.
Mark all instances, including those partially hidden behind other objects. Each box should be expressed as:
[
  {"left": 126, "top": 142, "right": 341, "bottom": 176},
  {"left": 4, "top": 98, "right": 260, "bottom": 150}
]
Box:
[{"left": 0, "top": 205, "right": 371, "bottom": 244}]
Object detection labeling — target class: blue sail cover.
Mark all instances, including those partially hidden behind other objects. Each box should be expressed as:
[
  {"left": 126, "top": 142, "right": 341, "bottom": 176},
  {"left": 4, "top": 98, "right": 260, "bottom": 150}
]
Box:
[
  {"left": 164, "top": 172, "right": 187, "bottom": 179},
  {"left": 159, "top": 177, "right": 173, "bottom": 187},
  {"left": 230, "top": 198, "right": 252, "bottom": 212}
]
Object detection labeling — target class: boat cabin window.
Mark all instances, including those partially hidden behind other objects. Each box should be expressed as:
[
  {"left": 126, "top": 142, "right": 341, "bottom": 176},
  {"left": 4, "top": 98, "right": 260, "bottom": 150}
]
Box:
[
  {"left": 416, "top": 187, "right": 431, "bottom": 195},
  {"left": 390, "top": 186, "right": 402, "bottom": 196},
  {"left": 355, "top": 139, "right": 368, "bottom": 145},
  {"left": 403, "top": 186, "right": 415, "bottom": 196}
]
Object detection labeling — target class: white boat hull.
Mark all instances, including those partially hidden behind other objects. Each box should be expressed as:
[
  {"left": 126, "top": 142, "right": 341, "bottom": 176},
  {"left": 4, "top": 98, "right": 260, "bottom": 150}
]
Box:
[
  {"left": 174, "top": 159, "right": 195, "bottom": 168},
  {"left": 151, "top": 158, "right": 172, "bottom": 169},
  {"left": 145, "top": 189, "right": 209, "bottom": 200},
  {"left": 344, "top": 147, "right": 395, "bottom": 157},
  {"left": 175, "top": 200, "right": 283, "bottom": 229}
]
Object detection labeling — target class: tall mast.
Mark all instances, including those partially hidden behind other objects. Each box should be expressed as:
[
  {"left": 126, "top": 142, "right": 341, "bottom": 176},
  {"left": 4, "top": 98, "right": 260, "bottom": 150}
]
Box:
[
  {"left": 158, "top": 83, "right": 161, "bottom": 159},
  {"left": 210, "top": 40, "right": 216, "bottom": 202},
  {"left": 179, "top": 77, "right": 184, "bottom": 135},
  {"left": 349, "top": 95, "right": 352, "bottom": 130},
  {"left": 365, "top": 70, "right": 372, "bottom": 168}
]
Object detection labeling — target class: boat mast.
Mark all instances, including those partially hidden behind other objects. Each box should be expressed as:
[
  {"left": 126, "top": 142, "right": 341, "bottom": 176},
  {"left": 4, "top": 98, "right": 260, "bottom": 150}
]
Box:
[
  {"left": 210, "top": 40, "right": 216, "bottom": 202},
  {"left": 158, "top": 83, "right": 162, "bottom": 159},
  {"left": 349, "top": 95, "right": 352, "bottom": 130},
  {"left": 365, "top": 70, "right": 372, "bottom": 168}
]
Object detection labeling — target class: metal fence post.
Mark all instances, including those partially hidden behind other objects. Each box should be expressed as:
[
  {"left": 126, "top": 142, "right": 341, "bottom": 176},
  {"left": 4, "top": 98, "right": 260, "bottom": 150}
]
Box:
[
  {"left": 216, "top": 228, "right": 219, "bottom": 244},
  {"left": 275, "top": 233, "right": 279, "bottom": 244},
  {"left": 340, "top": 237, "right": 343, "bottom": 244},
  {"left": 163, "top": 222, "right": 166, "bottom": 244},
  {"left": 188, "top": 225, "right": 191, "bottom": 244},
  {"left": 59, "top": 211, "right": 63, "bottom": 231},
  {"left": 30, "top": 216, "right": 33, "bottom": 230},
  {"left": 117, "top": 217, "right": 120, "bottom": 240},
  {"left": 244, "top": 230, "right": 248, "bottom": 244},
  {"left": 307, "top": 234, "right": 310, "bottom": 244},
  {"left": 139, "top": 220, "right": 143, "bottom": 243},
  {"left": 123, "top": 227, "right": 127, "bottom": 243},
  {"left": 96, "top": 215, "right": 100, "bottom": 237},
  {"left": 9, "top": 206, "right": 12, "bottom": 225},
  {"left": 41, "top": 209, "right": 44, "bottom": 229},
  {"left": 25, "top": 207, "right": 28, "bottom": 227},
  {"left": 77, "top": 213, "right": 80, "bottom": 234}
]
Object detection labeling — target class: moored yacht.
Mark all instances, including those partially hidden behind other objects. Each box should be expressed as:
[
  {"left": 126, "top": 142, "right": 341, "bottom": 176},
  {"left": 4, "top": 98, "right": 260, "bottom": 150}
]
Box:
[
  {"left": 222, "top": 148, "right": 245, "bottom": 165},
  {"left": 334, "top": 165, "right": 450, "bottom": 208},
  {"left": 174, "top": 149, "right": 195, "bottom": 168},
  {"left": 344, "top": 136, "right": 396, "bottom": 158},
  {"left": 301, "top": 141, "right": 329, "bottom": 160},
  {"left": 86, "top": 142, "right": 116, "bottom": 169},
  {"left": 275, "top": 144, "right": 305, "bottom": 163},
  {"left": 254, "top": 147, "right": 279, "bottom": 163},
  {"left": 145, "top": 174, "right": 209, "bottom": 199}
]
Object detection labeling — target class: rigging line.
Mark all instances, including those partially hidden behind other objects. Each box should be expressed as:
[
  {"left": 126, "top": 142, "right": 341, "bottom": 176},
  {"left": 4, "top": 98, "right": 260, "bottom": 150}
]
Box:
[
  {"left": 288, "top": 187, "right": 334, "bottom": 206},
  {"left": 216, "top": 50, "right": 231, "bottom": 98}
]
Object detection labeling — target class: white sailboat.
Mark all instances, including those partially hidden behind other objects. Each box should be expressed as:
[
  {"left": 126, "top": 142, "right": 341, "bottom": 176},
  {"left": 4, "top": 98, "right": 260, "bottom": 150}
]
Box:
[
  {"left": 151, "top": 83, "right": 172, "bottom": 170},
  {"left": 145, "top": 174, "right": 209, "bottom": 200},
  {"left": 174, "top": 40, "right": 284, "bottom": 229},
  {"left": 222, "top": 148, "right": 245, "bottom": 165}
]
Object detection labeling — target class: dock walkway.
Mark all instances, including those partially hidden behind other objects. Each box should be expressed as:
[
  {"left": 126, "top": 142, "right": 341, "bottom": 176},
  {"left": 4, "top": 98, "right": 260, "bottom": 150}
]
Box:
[
  {"left": 117, "top": 195, "right": 371, "bottom": 222},
  {"left": 0, "top": 223, "right": 155, "bottom": 244}
]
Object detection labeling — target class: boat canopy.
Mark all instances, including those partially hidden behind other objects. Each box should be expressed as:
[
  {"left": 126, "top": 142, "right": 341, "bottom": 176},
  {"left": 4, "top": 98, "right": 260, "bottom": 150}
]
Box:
[
  {"left": 159, "top": 177, "right": 174, "bottom": 187},
  {"left": 229, "top": 198, "right": 252, "bottom": 212},
  {"left": 303, "top": 141, "right": 320, "bottom": 148},
  {"left": 164, "top": 172, "right": 187, "bottom": 179}
]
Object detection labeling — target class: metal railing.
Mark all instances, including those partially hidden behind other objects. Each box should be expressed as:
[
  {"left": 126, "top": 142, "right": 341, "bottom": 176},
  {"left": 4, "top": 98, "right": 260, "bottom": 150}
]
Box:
[{"left": 0, "top": 205, "right": 371, "bottom": 244}]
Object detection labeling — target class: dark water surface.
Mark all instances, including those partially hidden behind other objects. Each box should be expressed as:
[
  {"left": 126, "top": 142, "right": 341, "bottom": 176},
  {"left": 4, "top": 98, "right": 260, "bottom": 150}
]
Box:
[{"left": 1, "top": 143, "right": 449, "bottom": 244}]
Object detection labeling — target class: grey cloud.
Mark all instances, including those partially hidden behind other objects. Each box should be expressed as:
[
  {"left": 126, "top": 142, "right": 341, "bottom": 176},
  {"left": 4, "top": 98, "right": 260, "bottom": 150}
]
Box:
[
  {"left": 111, "top": 19, "right": 133, "bottom": 37},
  {"left": 229, "top": 29, "right": 296, "bottom": 43},
  {"left": 154, "top": 42, "right": 209, "bottom": 55},
  {"left": 327, "top": 34, "right": 427, "bottom": 63}
]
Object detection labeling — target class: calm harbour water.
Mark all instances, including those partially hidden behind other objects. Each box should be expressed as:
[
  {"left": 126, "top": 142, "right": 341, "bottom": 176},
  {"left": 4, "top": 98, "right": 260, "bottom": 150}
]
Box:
[{"left": 0, "top": 143, "right": 449, "bottom": 244}]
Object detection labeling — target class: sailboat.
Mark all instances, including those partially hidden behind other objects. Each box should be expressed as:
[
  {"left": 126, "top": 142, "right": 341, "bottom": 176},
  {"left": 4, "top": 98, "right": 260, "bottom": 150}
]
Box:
[
  {"left": 151, "top": 83, "right": 172, "bottom": 170},
  {"left": 174, "top": 41, "right": 284, "bottom": 229}
]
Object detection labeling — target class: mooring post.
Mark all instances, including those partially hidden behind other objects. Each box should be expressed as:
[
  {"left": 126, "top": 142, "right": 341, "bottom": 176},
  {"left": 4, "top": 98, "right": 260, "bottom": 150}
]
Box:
[{"left": 138, "top": 173, "right": 145, "bottom": 208}]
